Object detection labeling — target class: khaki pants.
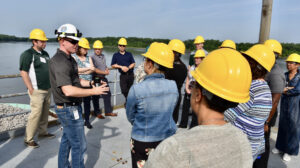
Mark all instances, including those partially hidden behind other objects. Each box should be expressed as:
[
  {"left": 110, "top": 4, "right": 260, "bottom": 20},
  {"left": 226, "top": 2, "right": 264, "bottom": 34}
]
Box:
[{"left": 25, "top": 89, "right": 51, "bottom": 142}]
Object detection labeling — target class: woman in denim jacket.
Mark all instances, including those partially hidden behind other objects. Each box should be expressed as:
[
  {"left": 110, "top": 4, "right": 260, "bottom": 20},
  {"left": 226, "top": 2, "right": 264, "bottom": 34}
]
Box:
[{"left": 126, "top": 42, "right": 178, "bottom": 168}]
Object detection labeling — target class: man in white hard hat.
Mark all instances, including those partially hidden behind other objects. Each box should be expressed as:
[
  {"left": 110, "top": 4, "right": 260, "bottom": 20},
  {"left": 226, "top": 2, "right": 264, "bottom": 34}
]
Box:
[{"left": 49, "top": 23, "right": 109, "bottom": 168}]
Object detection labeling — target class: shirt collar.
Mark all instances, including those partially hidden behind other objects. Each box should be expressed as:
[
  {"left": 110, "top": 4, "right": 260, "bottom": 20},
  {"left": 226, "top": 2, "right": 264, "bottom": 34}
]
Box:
[
  {"left": 144, "top": 73, "right": 165, "bottom": 80},
  {"left": 94, "top": 54, "right": 104, "bottom": 58},
  {"left": 57, "top": 49, "right": 72, "bottom": 60},
  {"left": 30, "top": 47, "right": 43, "bottom": 55}
]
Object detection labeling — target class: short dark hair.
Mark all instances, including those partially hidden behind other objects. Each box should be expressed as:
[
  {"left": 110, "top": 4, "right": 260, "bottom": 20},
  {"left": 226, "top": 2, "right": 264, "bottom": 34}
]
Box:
[
  {"left": 243, "top": 54, "right": 268, "bottom": 80},
  {"left": 173, "top": 51, "right": 182, "bottom": 57},
  {"left": 32, "top": 39, "right": 37, "bottom": 45},
  {"left": 193, "top": 82, "right": 238, "bottom": 113}
]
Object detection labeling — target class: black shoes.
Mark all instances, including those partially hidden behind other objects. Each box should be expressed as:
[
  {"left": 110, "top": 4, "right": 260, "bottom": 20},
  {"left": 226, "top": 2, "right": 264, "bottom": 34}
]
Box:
[
  {"left": 24, "top": 141, "right": 40, "bottom": 148},
  {"left": 85, "top": 122, "right": 93, "bottom": 129}
]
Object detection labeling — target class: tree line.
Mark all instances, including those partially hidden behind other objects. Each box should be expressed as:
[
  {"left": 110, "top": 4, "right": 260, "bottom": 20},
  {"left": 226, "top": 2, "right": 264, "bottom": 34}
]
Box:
[{"left": 1, "top": 34, "right": 299, "bottom": 57}]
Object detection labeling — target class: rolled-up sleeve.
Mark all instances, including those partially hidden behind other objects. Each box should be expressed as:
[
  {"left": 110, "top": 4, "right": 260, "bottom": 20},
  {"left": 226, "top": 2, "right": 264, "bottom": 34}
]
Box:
[{"left": 287, "top": 78, "right": 300, "bottom": 96}]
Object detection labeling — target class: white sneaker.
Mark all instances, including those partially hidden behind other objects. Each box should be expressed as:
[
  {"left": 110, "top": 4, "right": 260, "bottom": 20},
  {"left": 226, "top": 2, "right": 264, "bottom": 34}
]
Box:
[
  {"left": 283, "top": 153, "right": 291, "bottom": 162},
  {"left": 272, "top": 148, "right": 280, "bottom": 154}
]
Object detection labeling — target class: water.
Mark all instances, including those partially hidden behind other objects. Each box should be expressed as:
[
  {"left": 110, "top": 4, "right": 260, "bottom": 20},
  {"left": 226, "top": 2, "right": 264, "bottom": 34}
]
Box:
[{"left": 0, "top": 42, "right": 286, "bottom": 105}]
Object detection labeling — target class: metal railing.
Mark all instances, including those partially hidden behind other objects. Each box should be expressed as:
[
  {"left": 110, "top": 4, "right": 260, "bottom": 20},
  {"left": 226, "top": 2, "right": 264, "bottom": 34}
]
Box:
[{"left": 0, "top": 68, "right": 122, "bottom": 118}]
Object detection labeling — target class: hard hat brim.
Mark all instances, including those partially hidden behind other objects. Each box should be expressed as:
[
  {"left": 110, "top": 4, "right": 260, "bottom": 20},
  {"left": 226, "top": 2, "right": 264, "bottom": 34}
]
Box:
[
  {"left": 67, "top": 36, "right": 80, "bottom": 41},
  {"left": 142, "top": 53, "right": 173, "bottom": 69}
]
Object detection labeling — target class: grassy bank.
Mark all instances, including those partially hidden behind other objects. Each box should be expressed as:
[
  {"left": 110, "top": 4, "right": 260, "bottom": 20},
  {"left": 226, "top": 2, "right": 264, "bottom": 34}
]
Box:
[{"left": 1, "top": 34, "right": 299, "bottom": 57}]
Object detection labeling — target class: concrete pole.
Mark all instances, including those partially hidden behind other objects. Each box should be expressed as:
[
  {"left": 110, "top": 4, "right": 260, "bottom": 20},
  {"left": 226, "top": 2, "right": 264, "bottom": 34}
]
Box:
[{"left": 258, "top": 0, "right": 273, "bottom": 44}]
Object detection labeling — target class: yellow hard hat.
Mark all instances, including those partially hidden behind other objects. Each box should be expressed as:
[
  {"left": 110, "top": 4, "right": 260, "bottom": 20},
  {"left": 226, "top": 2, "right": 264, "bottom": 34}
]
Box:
[
  {"left": 93, "top": 40, "right": 103, "bottom": 49},
  {"left": 142, "top": 42, "right": 174, "bottom": 68},
  {"left": 118, "top": 37, "right": 127, "bottom": 45},
  {"left": 194, "top": 50, "right": 206, "bottom": 58},
  {"left": 194, "top": 36, "right": 205, "bottom": 44},
  {"left": 286, "top": 53, "right": 300, "bottom": 63},
  {"left": 78, "top": 38, "right": 90, "bottom": 49},
  {"left": 264, "top": 39, "right": 282, "bottom": 55},
  {"left": 191, "top": 48, "right": 252, "bottom": 103},
  {"left": 29, "top": 28, "right": 48, "bottom": 41},
  {"left": 168, "top": 39, "right": 186, "bottom": 55},
  {"left": 242, "top": 44, "right": 275, "bottom": 72},
  {"left": 220, "top": 40, "right": 236, "bottom": 50}
]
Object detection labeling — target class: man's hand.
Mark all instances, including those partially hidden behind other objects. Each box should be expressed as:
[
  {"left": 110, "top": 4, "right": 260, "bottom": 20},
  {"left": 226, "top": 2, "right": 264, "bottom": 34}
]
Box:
[
  {"left": 92, "top": 83, "right": 109, "bottom": 95},
  {"left": 20, "top": 70, "right": 34, "bottom": 95},
  {"left": 29, "top": 88, "right": 34, "bottom": 95},
  {"left": 105, "top": 69, "right": 110, "bottom": 75},
  {"left": 121, "top": 66, "right": 129, "bottom": 73}
]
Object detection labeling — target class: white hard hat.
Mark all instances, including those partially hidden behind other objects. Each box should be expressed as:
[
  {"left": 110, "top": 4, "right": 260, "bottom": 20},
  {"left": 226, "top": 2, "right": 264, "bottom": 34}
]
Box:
[{"left": 55, "top": 23, "right": 82, "bottom": 41}]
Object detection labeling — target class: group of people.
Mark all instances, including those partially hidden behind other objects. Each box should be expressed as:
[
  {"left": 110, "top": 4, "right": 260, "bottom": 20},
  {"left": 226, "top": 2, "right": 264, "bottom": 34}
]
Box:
[{"left": 18, "top": 22, "right": 300, "bottom": 168}]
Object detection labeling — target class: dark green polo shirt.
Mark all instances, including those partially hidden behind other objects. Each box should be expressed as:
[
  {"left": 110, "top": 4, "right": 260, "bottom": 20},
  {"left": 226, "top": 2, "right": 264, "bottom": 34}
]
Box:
[{"left": 19, "top": 47, "right": 51, "bottom": 90}]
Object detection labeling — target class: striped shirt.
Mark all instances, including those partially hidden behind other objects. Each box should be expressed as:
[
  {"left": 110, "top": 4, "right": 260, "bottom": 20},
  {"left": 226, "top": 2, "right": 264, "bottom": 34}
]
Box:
[{"left": 224, "top": 80, "right": 272, "bottom": 159}]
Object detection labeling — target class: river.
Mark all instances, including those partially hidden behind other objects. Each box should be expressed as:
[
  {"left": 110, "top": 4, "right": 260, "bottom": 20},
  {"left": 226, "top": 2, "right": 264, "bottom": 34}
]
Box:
[{"left": 0, "top": 42, "right": 287, "bottom": 105}]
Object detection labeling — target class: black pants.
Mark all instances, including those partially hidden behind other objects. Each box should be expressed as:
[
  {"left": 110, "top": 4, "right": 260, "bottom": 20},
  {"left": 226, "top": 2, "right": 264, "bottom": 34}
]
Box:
[
  {"left": 120, "top": 73, "right": 134, "bottom": 100},
  {"left": 173, "top": 92, "right": 182, "bottom": 124},
  {"left": 83, "top": 96, "right": 92, "bottom": 123},
  {"left": 179, "top": 93, "right": 198, "bottom": 128},
  {"left": 253, "top": 126, "right": 271, "bottom": 168},
  {"left": 92, "top": 77, "right": 112, "bottom": 114},
  {"left": 130, "top": 138, "right": 161, "bottom": 168}
]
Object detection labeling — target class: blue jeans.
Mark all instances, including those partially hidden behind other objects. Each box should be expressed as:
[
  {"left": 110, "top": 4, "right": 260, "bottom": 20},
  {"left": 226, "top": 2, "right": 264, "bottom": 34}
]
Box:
[{"left": 55, "top": 105, "right": 86, "bottom": 168}]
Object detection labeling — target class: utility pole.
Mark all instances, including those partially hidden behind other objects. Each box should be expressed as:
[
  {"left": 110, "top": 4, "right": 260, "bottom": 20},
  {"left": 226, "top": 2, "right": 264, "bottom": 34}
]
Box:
[{"left": 258, "top": 0, "right": 273, "bottom": 44}]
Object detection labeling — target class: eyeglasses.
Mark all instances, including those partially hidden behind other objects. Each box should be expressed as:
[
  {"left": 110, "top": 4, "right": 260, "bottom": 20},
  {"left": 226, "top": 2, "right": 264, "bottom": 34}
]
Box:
[
  {"left": 64, "top": 38, "right": 78, "bottom": 45},
  {"left": 119, "top": 45, "right": 126, "bottom": 47}
]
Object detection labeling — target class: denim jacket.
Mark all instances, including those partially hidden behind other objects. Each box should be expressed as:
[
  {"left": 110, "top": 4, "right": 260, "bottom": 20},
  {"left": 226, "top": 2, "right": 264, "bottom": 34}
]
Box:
[{"left": 126, "top": 73, "right": 179, "bottom": 142}]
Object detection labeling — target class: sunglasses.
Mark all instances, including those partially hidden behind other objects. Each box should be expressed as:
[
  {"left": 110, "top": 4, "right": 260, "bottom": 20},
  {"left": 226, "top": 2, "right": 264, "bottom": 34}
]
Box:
[
  {"left": 119, "top": 45, "right": 126, "bottom": 47},
  {"left": 64, "top": 38, "right": 78, "bottom": 45}
]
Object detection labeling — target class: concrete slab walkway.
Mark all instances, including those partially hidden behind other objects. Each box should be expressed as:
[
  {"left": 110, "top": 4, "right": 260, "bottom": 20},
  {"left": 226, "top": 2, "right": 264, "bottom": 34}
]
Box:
[{"left": 0, "top": 108, "right": 299, "bottom": 168}]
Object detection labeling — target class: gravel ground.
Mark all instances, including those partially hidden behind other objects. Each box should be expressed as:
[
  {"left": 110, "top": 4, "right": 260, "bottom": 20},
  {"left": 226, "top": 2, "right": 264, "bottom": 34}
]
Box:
[{"left": 0, "top": 104, "right": 29, "bottom": 133}]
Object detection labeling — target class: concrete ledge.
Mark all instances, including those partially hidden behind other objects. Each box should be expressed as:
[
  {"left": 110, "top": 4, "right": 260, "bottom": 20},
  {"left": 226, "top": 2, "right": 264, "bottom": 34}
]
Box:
[
  {"left": 0, "top": 118, "right": 59, "bottom": 142},
  {"left": 0, "top": 104, "right": 124, "bottom": 142}
]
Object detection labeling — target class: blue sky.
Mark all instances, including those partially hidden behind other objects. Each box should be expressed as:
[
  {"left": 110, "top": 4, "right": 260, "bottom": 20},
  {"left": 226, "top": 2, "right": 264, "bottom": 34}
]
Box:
[{"left": 0, "top": 0, "right": 299, "bottom": 43}]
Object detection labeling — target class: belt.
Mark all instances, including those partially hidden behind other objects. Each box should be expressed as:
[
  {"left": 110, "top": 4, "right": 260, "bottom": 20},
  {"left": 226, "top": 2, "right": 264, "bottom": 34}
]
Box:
[
  {"left": 121, "top": 72, "right": 133, "bottom": 75},
  {"left": 56, "top": 102, "right": 80, "bottom": 107}
]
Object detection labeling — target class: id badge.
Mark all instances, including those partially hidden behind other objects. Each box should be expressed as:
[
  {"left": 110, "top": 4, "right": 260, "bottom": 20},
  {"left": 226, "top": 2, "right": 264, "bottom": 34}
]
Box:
[
  {"left": 73, "top": 109, "right": 80, "bottom": 120},
  {"left": 40, "top": 57, "right": 46, "bottom": 63}
]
